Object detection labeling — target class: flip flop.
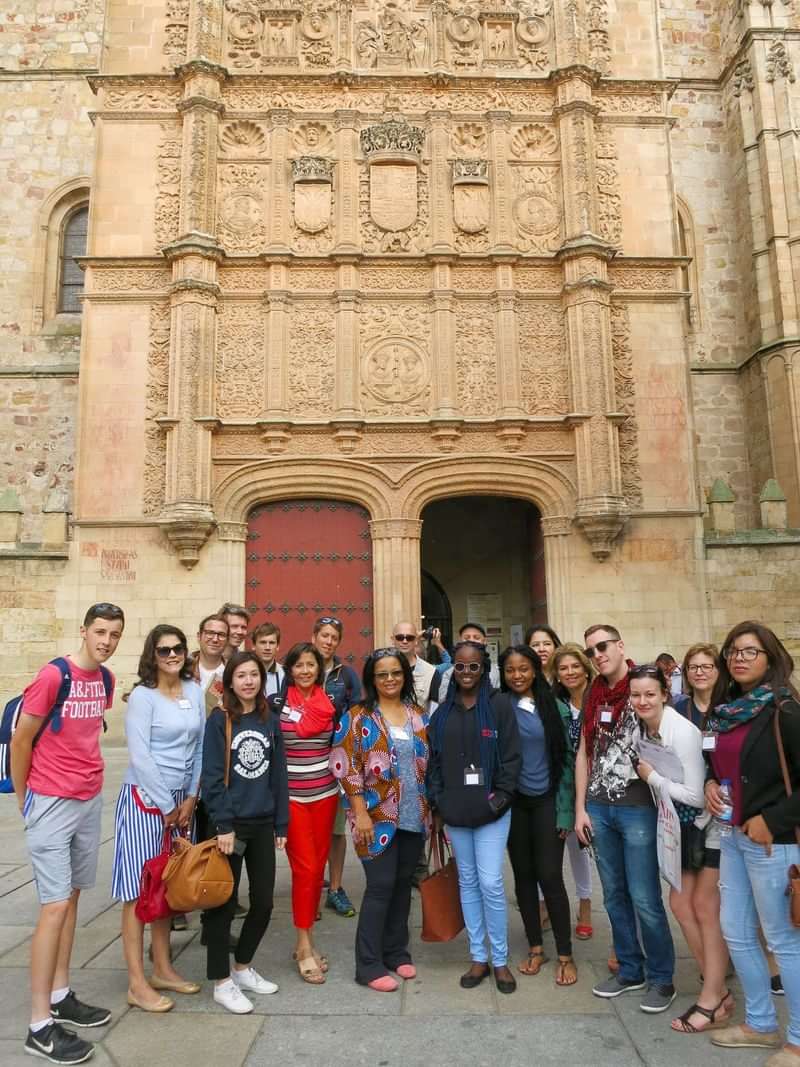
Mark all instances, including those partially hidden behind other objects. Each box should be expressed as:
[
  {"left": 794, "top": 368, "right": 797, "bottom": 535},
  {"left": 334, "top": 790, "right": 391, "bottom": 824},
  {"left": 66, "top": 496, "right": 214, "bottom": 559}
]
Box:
[
  {"left": 555, "top": 957, "right": 578, "bottom": 987},
  {"left": 518, "top": 949, "right": 548, "bottom": 976}
]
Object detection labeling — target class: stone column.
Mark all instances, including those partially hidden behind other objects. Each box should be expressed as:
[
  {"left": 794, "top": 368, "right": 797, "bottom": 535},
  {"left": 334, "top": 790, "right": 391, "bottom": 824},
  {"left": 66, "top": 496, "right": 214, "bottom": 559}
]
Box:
[
  {"left": 431, "top": 1, "right": 449, "bottom": 73},
  {"left": 216, "top": 521, "right": 248, "bottom": 601},
  {"left": 369, "top": 519, "right": 423, "bottom": 642},
  {"left": 334, "top": 260, "right": 361, "bottom": 420},
  {"left": 187, "top": 0, "right": 225, "bottom": 64},
  {"left": 495, "top": 262, "right": 524, "bottom": 421},
  {"left": 431, "top": 260, "right": 458, "bottom": 421},
  {"left": 429, "top": 111, "right": 453, "bottom": 252},
  {"left": 334, "top": 111, "right": 360, "bottom": 254},
  {"left": 267, "top": 110, "right": 291, "bottom": 252},
  {"left": 160, "top": 60, "right": 226, "bottom": 568},
  {"left": 541, "top": 515, "right": 573, "bottom": 639},
  {"left": 262, "top": 261, "right": 291, "bottom": 449},
  {"left": 335, "top": 0, "right": 353, "bottom": 70},
  {"left": 487, "top": 111, "right": 513, "bottom": 252}
]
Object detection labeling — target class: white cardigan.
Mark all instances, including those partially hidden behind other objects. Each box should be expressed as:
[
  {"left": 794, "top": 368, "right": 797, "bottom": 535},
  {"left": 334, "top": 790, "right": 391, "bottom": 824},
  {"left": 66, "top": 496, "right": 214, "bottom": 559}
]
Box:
[{"left": 638, "top": 704, "right": 705, "bottom": 810}]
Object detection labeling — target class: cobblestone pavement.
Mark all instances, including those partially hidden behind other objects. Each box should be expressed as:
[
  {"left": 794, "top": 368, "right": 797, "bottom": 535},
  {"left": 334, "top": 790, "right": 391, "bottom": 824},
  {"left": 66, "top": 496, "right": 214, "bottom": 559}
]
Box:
[{"left": 0, "top": 752, "right": 782, "bottom": 1067}]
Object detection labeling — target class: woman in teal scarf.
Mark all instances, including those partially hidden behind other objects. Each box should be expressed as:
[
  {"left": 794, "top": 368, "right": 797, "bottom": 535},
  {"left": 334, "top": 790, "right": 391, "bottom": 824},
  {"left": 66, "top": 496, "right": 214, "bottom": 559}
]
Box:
[{"left": 703, "top": 621, "right": 800, "bottom": 1065}]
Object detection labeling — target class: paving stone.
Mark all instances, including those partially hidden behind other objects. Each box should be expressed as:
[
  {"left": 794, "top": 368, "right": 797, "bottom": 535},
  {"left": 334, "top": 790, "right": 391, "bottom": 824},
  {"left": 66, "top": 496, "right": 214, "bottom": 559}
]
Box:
[{"left": 106, "top": 1010, "right": 262, "bottom": 1067}]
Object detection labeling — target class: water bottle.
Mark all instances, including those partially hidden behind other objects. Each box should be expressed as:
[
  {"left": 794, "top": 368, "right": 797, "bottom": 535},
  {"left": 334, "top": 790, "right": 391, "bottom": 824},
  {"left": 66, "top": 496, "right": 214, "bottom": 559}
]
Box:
[{"left": 716, "top": 779, "right": 734, "bottom": 837}]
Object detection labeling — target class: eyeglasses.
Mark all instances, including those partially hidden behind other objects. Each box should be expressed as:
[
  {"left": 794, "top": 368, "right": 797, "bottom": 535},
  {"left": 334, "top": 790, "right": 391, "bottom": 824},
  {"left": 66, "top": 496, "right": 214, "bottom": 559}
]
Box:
[
  {"left": 155, "top": 643, "right": 186, "bottom": 658},
  {"left": 454, "top": 662, "right": 482, "bottom": 674},
  {"left": 375, "top": 670, "right": 404, "bottom": 681},
  {"left": 201, "top": 630, "right": 227, "bottom": 640},
  {"left": 585, "top": 640, "right": 617, "bottom": 658},
  {"left": 686, "top": 664, "right": 716, "bottom": 674},
  {"left": 317, "top": 616, "right": 341, "bottom": 627},
  {"left": 394, "top": 633, "right": 416, "bottom": 642},
  {"left": 724, "top": 646, "right": 767, "bottom": 662}
]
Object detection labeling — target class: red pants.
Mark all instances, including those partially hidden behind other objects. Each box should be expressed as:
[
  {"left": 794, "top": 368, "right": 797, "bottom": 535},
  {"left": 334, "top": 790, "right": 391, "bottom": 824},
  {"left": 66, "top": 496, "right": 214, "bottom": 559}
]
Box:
[{"left": 286, "top": 793, "right": 339, "bottom": 929}]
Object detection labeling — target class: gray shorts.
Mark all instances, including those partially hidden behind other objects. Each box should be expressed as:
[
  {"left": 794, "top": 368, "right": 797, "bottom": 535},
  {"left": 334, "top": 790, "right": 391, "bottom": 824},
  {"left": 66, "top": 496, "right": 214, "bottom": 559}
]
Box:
[{"left": 24, "top": 791, "right": 103, "bottom": 905}]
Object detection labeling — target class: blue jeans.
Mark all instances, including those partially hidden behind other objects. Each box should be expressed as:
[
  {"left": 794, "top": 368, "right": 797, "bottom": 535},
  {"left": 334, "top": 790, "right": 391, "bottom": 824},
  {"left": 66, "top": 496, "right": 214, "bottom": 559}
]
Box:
[
  {"left": 720, "top": 828, "right": 800, "bottom": 1044},
  {"left": 588, "top": 801, "right": 675, "bottom": 985},
  {"left": 446, "top": 810, "right": 512, "bottom": 967}
]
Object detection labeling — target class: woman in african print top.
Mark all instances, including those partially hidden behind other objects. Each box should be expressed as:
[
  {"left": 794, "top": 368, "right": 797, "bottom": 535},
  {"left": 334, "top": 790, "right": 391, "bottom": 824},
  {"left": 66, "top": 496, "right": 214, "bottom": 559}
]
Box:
[{"left": 330, "top": 648, "right": 430, "bottom": 992}]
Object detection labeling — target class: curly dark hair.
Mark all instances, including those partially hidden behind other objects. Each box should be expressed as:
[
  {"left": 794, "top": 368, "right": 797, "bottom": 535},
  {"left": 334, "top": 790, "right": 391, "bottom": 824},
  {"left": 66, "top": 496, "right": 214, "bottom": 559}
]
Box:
[
  {"left": 222, "top": 651, "right": 269, "bottom": 722},
  {"left": 362, "top": 650, "right": 416, "bottom": 712},
  {"left": 135, "top": 624, "right": 194, "bottom": 689}
]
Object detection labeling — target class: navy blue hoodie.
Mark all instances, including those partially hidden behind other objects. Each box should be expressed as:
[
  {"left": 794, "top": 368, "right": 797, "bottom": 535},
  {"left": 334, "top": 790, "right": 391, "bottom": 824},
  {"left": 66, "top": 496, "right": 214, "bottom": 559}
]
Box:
[{"left": 202, "top": 708, "right": 289, "bottom": 836}]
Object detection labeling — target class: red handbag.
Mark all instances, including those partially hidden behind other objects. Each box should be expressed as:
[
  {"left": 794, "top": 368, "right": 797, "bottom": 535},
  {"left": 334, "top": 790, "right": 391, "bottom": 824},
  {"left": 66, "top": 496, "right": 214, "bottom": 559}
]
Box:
[{"left": 135, "top": 828, "right": 174, "bottom": 923}]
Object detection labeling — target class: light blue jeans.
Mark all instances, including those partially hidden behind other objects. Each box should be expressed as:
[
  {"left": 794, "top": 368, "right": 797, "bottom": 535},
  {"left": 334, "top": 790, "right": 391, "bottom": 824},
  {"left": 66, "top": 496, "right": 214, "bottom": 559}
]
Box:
[
  {"left": 720, "top": 828, "right": 800, "bottom": 1044},
  {"left": 446, "top": 810, "right": 512, "bottom": 967}
]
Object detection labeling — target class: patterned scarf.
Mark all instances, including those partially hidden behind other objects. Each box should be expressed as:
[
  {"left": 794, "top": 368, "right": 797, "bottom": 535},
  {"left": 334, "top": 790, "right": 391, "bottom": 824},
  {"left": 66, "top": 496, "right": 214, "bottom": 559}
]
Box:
[
  {"left": 583, "top": 660, "right": 635, "bottom": 769},
  {"left": 706, "top": 683, "right": 790, "bottom": 734}
]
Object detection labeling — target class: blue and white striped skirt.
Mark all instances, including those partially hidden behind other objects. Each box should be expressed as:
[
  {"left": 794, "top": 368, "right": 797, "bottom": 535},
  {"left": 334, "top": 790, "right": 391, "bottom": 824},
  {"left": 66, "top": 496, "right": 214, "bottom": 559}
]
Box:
[{"left": 111, "top": 784, "right": 188, "bottom": 903}]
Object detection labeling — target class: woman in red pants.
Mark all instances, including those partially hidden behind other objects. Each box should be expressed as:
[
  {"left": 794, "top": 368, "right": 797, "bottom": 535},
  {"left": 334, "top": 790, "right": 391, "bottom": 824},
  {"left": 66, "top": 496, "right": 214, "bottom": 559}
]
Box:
[{"left": 271, "top": 642, "right": 338, "bottom": 984}]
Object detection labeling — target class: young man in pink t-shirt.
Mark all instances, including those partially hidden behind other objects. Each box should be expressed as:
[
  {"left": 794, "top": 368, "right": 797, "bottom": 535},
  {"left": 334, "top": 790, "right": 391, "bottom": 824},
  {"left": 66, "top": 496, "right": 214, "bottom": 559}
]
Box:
[{"left": 11, "top": 603, "right": 125, "bottom": 1065}]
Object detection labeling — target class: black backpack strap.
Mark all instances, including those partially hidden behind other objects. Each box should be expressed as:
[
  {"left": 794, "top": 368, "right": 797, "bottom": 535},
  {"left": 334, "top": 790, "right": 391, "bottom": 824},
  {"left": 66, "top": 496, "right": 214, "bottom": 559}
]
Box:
[{"left": 99, "top": 664, "right": 112, "bottom": 733}]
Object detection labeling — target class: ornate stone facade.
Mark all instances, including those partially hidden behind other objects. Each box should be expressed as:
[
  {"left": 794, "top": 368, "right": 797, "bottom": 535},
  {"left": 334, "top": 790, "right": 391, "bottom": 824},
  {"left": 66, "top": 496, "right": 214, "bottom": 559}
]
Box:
[{"left": 3, "top": 1, "right": 800, "bottom": 714}]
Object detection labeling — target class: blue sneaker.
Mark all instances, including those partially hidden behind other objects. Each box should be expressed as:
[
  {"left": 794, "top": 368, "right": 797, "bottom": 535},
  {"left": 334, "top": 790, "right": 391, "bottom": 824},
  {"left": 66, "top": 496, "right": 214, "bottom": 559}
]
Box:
[{"left": 326, "top": 887, "right": 356, "bottom": 917}]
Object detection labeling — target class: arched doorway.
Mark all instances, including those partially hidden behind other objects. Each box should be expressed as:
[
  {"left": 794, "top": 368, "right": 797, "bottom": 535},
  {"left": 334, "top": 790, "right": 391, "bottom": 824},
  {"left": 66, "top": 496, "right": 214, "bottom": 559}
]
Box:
[
  {"left": 421, "top": 568, "right": 453, "bottom": 650},
  {"left": 246, "top": 499, "right": 374, "bottom": 665},
  {"left": 420, "top": 496, "right": 545, "bottom": 661}
]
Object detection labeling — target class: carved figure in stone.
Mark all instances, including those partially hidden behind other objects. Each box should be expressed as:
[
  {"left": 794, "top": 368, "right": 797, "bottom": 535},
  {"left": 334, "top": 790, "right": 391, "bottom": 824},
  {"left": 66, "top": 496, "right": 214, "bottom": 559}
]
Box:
[
  {"left": 221, "top": 191, "right": 263, "bottom": 233},
  {"left": 225, "top": 8, "right": 263, "bottom": 68},
  {"left": 219, "top": 120, "right": 267, "bottom": 156},
  {"left": 300, "top": 9, "right": 334, "bottom": 65},
  {"left": 452, "top": 123, "right": 486, "bottom": 155},
  {"left": 356, "top": 1, "right": 429, "bottom": 68},
  {"left": 293, "top": 121, "right": 334, "bottom": 155},
  {"left": 488, "top": 24, "right": 510, "bottom": 59},
  {"left": 269, "top": 20, "right": 293, "bottom": 56},
  {"left": 510, "top": 123, "right": 558, "bottom": 159},
  {"left": 364, "top": 340, "right": 428, "bottom": 402}
]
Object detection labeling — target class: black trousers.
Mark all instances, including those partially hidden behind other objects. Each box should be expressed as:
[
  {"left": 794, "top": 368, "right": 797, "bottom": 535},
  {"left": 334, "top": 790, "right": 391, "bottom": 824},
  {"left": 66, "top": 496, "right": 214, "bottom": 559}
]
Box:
[
  {"left": 204, "top": 819, "right": 276, "bottom": 981},
  {"left": 355, "top": 829, "right": 426, "bottom": 984},
  {"left": 508, "top": 792, "right": 573, "bottom": 957}
]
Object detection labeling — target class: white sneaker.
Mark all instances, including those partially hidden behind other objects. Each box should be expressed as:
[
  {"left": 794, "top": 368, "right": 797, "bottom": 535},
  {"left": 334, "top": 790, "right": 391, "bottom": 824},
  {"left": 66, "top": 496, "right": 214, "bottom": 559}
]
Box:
[
  {"left": 213, "top": 979, "right": 253, "bottom": 1014},
  {"left": 232, "top": 967, "right": 279, "bottom": 995}
]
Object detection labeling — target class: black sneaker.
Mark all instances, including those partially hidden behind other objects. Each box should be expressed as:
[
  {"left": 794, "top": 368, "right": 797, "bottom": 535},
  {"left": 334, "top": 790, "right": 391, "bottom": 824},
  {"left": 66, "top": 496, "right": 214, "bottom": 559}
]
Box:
[
  {"left": 24, "top": 1021, "right": 94, "bottom": 1064},
  {"left": 50, "top": 992, "right": 111, "bottom": 1028},
  {"left": 771, "top": 974, "right": 785, "bottom": 996}
]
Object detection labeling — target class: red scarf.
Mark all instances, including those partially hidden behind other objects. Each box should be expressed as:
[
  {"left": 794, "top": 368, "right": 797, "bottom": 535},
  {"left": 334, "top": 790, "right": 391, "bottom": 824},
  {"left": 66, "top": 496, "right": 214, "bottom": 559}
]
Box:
[
  {"left": 582, "top": 660, "right": 635, "bottom": 768},
  {"left": 286, "top": 684, "right": 334, "bottom": 735}
]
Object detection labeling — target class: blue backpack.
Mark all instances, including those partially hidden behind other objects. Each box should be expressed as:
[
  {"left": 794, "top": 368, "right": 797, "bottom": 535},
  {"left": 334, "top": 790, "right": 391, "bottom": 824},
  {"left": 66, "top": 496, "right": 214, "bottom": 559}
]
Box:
[{"left": 0, "top": 657, "right": 112, "bottom": 793}]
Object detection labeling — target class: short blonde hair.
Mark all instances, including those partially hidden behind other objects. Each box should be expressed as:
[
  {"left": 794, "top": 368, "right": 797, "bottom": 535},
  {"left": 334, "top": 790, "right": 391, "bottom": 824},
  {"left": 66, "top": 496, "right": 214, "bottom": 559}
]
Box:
[{"left": 681, "top": 642, "right": 720, "bottom": 693}]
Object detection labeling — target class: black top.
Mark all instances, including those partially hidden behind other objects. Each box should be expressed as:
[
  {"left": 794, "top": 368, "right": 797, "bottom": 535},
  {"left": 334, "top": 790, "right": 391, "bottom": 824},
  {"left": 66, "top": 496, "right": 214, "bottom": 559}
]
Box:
[
  {"left": 201, "top": 708, "right": 290, "bottom": 836},
  {"left": 427, "top": 697, "right": 521, "bottom": 828},
  {"left": 705, "top": 696, "right": 800, "bottom": 844}
]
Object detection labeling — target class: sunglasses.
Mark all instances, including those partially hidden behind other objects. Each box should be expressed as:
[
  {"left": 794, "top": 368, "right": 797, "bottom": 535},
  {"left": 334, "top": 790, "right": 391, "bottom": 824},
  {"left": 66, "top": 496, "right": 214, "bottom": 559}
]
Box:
[
  {"left": 394, "top": 633, "right": 416, "bottom": 642},
  {"left": 317, "top": 616, "right": 341, "bottom": 627},
  {"left": 585, "top": 640, "right": 618, "bottom": 658},
  {"left": 155, "top": 643, "right": 186, "bottom": 658},
  {"left": 375, "top": 670, "right": 404, "bottom": 681},
  {"left": 454, "top": 662, "right": 482, "bottom": 674},
  {"left": 88, "top": 602, "right": 125, "bottom": 618},
  {"left": 629, "top": 664, "right": 662, "bottom": 679}
]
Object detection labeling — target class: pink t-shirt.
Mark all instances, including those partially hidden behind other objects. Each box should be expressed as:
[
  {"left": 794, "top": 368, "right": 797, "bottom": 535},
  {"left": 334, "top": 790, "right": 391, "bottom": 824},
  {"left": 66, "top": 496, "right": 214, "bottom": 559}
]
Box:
[{"left": 23, "top": 658, "right": 115, "bottom": 801}]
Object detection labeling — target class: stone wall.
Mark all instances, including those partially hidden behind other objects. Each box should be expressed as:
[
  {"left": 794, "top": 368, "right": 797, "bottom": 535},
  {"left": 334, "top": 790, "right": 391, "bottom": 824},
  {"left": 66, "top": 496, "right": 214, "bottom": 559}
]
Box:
[{"left": 0, "top": 1, "right": 104, "bottom": 71}]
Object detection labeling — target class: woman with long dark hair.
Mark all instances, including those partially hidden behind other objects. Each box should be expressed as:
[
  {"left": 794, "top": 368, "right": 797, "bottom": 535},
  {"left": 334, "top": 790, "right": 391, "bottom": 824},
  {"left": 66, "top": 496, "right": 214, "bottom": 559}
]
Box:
[
  {"left": 703, "top": 622, "right": 800, "bottom": 1060},
  {"left": 111, "top": 624, "right": 204, "bottom": 1012},
  {"left": 201, "top": 651, "right": 289, "bottom": 1014},
  {"left": 330, "top": 648, "right": 430, "bottom": 991},
  {"left": 496, "top": 645, "right": 576, "bottom": 985},
  {"left": 271, "top": 642, "right": 337, "bottom": 984},
  {"left": 428, "top": 641, "right": 521, "bottom": 994},
  {"left": 525, "top": 624, "right": 562, "bottom": 685}
]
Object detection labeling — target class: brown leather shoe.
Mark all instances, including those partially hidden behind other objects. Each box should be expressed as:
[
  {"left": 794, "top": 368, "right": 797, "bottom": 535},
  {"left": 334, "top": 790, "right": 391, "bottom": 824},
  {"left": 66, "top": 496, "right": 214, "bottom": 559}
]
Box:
[{"left": 711, "top": 1024, "right": 781, "bottom": 1049}]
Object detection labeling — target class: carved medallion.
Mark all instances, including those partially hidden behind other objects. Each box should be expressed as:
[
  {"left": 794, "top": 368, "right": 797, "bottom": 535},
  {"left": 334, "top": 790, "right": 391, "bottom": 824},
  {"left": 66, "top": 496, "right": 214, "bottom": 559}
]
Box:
[
  {"left": 517, "top": 15, "right": 548, "bottom": 45},
  {"left": 369, "top": 164, "right": 418, "bottom": 232},
  {"left": 448, "top": 15, "right": 480, "bottom": 43},
  {"left": 221, "top": 191, "right": 263, "bottom": 234},
  {"left": 513, "top": 193, "right": 559, "bottom": 237},
  {"left": 363, "top": 339, "right": 428, "bottom": 403}
]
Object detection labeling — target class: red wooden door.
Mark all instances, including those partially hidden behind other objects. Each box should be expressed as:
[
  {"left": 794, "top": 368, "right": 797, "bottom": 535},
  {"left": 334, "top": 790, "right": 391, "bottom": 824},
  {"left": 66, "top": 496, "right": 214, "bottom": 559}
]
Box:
[{"left": 246, "top": 499, "right": 374, "bottom": 666}]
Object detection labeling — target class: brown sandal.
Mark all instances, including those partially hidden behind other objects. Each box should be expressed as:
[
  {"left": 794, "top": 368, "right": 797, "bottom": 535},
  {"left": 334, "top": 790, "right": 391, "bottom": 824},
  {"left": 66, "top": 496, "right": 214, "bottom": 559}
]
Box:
[
  {"left": 293, "top": 950, "right": 329, "bottom": 973},
  {"left": 296, "top": 954, "right": 326, "bottom": 984},
  {"left": 555, "top": 957, "right": 578, "bottom": 987},
  {"left": 671, "top": 991, "right": 733, "bottom": 1034},
  {"left": 518, "top": 949, "right": 548, "bottom": 976}
]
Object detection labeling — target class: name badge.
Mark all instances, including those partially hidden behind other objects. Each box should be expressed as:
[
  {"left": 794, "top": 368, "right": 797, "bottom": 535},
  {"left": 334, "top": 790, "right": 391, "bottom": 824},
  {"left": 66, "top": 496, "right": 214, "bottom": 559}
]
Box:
[
  {"left": 178, "top": 699, "right": 192, "bottom": 710},
  {"left": 286, "top": 707, "right": 302, "bottom": 723},
  {"left": 702, "top": 732, "right": 717, "bottom": 752},
  {"left": 517, "top": 698, "right": 536, "bottom": 714},
  {"left": 599, "top": 705, "right": 613, "bottom": 725},
  {"left": 464, "top": 766, "right": 485, "bottom": 787},
  {"left": 389, "top": 725, "right": 409, "bottom": 741}
]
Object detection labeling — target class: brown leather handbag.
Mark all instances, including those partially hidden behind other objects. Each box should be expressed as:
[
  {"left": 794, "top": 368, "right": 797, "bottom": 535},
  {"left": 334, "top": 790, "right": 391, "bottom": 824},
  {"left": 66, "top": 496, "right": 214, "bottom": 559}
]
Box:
[
  {"left": 161, "top": 712, "right": 235, "bottom": 912},
  {"left": 419, "top": 830, "right": 465, "bottom": 942},
  {"left": 771, "top": 703, "right": 800, "bottom": 927}
]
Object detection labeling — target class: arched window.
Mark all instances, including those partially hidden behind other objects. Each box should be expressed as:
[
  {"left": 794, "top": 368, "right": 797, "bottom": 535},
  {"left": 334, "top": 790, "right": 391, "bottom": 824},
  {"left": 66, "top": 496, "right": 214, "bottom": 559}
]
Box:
[
  {"left": 676, "top": 197, "right": 700, "bottom": 330},
  {"left": 58, "top": 206, "right": 89, "bottom": 313}
]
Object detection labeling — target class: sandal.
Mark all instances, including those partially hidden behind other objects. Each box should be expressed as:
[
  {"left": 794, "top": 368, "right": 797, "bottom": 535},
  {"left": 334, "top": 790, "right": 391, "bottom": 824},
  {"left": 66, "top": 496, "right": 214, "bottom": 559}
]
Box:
[
  {"left": 518, "top": 949, "right": 548, "bottom": 976},
  {"left": 293, "top": 950, "right": 329, "bottom": 973},
  {"left": 555, "top": 957, "right": 578, "bottom": 987},
  {"left": 575, "top": 923, "right": 593, "bottom": 940},
  {"left": 296, "top": 954, "right": 326, "bottom": 985},
  {"left": 671, "top": 991, "right": 734, "bottom": 1034}
]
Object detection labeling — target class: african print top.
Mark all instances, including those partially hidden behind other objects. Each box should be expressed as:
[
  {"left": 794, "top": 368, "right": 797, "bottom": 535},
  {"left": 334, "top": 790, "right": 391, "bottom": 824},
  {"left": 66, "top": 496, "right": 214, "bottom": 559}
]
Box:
[{"left": 330, "top": 702, "right": 431, "bottom": 859}]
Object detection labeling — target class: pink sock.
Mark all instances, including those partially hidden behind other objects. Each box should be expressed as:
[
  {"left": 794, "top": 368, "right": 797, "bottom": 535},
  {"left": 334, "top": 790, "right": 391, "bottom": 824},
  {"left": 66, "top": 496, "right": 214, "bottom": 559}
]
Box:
[
  {"left": 396, "top": 964, "right": 416, "bottom": 980},
  {"left": 367, "top": 975, "right": 399, "bottom": 992}
]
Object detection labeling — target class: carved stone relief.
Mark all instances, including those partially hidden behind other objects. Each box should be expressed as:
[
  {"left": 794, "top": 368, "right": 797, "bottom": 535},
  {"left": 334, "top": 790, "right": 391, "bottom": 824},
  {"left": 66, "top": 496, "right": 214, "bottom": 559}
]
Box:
[
  {"left": 455, "top": 301, "right": 498, "bottom": 416},
  {"left": 451, "top": 123, "right": 487, "bottom": 157},
  {"left": 610, "top": 303, "right": 643, "bottom": 508},
  {"left": 217, "top": 303, "right": 265, "bottom": 419},
  {"left": 287, "top": 302, "right": 336, "bottom": 418},
  {"left": 219, "top": 120, "right": 268, "bottom": 158},
  {"left": 163, "top": 0, "right": 190, "bottom": 67},
  {"left": 452, "top": 159, "right": 490, "bottom": 252},
  {"left": 217, "top": 164, "right": 268, "bottom": 254},
  {"left": 292, "top": 121, "right": 334, "bottom": 156},
  {"left": 510, "top": 123, "right": 558, "bottom": 160},
  {"left": 517, "top": 302, "right": 569, "bottom": 415},
  {"left": 356, "top": 1, "right": 429, "bottom": 69},
  {"left": 360, "top": 266, "right": 430, "bottom": 291},
  {"left": 596, "top": 125, "right": 623, "bottom": 249},
  {"left": 510, "top": 164, "right": 562, "bottom": 253},
  {"left": 291, "top": 156, "right": 334, "bottom": 250},
  {"left": 360, "top": 304, "right": 432, "bottom": 415},
  {"left": 154, "top": 125, "right": 182, "bottom": 250},
  {"left": 359, "top": 165, "right": 429, "bottom": 252},
  {"left": 143, "top": 303, "right": 170, "bottom": 516}
]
